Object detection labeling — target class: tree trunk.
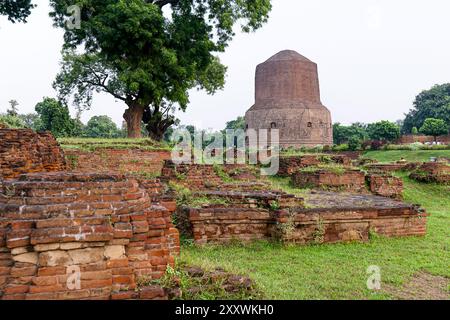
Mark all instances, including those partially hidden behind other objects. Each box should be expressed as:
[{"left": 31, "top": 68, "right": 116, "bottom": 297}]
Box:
[
  {"left": 143, "top": 107, "right": 175, "bottom": 141},
  {"left": 123, "top": 104, "right": 144, "bottom": 138},
  {"left": 146, "top": 122, "right": 167, "bottom": 141}
]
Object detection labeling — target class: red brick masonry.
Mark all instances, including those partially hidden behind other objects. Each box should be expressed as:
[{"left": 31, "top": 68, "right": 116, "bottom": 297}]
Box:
[
  {"left": 182, "top": 192, "right": 427, "bottom": 244},
  {"left": 0, "top": 129, "right": 67, "bottom": 179},
  {"left": 366, "top": 174, "right": 403, "bottom": 199},
  {"left": 65, "top": 149, "right": 171, "bottom": 176},
  {"left": 292, "top": 169, "right": 367, "bottom": 193},
  {"left": 410, "top": 162, "right": 450, "bottom": 184},
  {"left": 0, "top": 172, "right": 179, "bottom": 300}
]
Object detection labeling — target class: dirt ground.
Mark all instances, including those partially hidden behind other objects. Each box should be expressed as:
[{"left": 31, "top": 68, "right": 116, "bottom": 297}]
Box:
[{"left": 384, "top": 271, "right": 449, "bottom": 300}]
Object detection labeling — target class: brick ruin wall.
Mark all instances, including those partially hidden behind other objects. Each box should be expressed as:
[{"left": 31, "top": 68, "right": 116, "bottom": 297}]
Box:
[
  {"left": 292, "top": 169, "right": 367, "bottom": 193},
  {"left": 366, "top": 174, "right": 403, "bottom": 199},
  {"left": 176, "top": 189, "right": 304, "bottom": 244},
  {"left": 278, "top": 154, "right": 352, "bottom": 176},
  {"left": 410, "top": 162, "right": 450, "bottom": 184},
  {"left": 396, "top": 134, "right": 450, "bottom": 145},
  {"left": 0, "top": 129, "right": 67, "bottom": 179},
  {"left": 182, "top": 204, "right": 427, "bottom": 245},
  {"left": 364, "top": 163, "right": 408, "bottom": 173},
  {"left": 64, "top": 149, "right": 171, "bottom": 176},
  {"left": 185, "top": 208, "right": 273, "bottom": 244},
  {"left": 161, "top": 161, "right": 261, "bottom": 190},
  {"left": 0, "top": 173, "right": 179, "bottom": 300},
  {"left": 272, "top": 206, "right": 427, "bottom": 244}
]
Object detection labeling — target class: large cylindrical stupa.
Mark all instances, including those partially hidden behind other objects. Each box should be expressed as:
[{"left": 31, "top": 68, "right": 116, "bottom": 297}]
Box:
[{"left": 245, "top": 50, "right": 333, "bottom": 148}]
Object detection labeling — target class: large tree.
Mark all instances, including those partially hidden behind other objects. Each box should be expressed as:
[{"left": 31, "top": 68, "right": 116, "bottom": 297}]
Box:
[
  {"left": 419, "top": 118, "right": 448, "bottom": 142},
  {"left": 84, "top": 115, "right": 121, "bottom": 138},
  {"left": 0, "top": 0, "right": 35, "bottom": 23},
  {"left": 50, "top": 0, "right": 272, "bottom": 139},
  {"left": 35, "top": 97, "right": 76, "bottom": 137},
  {"left": 332, "top": 122, "right": 368, "bottom": 145},
  {"left": 403, "top": 84, "right": 450, "bottom": 134},
  {"left": 367, "top": 120, "right": 400, "bottom": 143}
]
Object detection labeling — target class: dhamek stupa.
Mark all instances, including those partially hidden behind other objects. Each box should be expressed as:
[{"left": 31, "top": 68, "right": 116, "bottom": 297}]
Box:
[{"left": 245, "top": 50, "right": 333, "bottom": 148}]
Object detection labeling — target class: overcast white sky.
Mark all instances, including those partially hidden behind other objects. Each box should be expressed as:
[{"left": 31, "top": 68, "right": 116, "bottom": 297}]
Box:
[{"left": 1, "top": 0, "right": 449, "bottom": 130}]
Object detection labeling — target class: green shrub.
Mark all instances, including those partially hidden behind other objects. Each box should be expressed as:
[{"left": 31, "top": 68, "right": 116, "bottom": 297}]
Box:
[
  {"left": 348, "top": 136, "right": 361, "bottom": 151},
  {"left": 332, "top": 144, "right": 349, "bottom": 152}
]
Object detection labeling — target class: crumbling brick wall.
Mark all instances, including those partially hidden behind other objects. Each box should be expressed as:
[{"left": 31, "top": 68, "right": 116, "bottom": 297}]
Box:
[
  {"left": 292, "top": 169, "right": 367, "bottom": 193},
  {"left": 0, "top": 129, "right": 67, "bottom": 179},
  {"left": 181, "top": 200, "right": 426, "bottom": 245},
  {"left": 366, "top": 174, "right": 403, "bottom": 199},
  {"left": 0, "top": 172, "right": 179, "bottom": 300},
  {"left": 272, "top": 206, "right": 427, "bottom": 244},
  {"left": 278, "top": 154, "right": 352, "bottom": 176},
  {"left": 410, "top": 162, "right": 450, "bottom": 184},
  {"left": 176, "top": 190, "right": 304, "bottom": 244},
  {"left": 364, "top": 163, "right": 408, "bottom": 172},
  {"left": 184, "top": 208, "right": 274, "bottom": 244},
  {"left": 161, "top": 161, "right": 223, "bottom": 189},
  {"left": 64, "top": 149, "right": 171, "bottom": 176}
]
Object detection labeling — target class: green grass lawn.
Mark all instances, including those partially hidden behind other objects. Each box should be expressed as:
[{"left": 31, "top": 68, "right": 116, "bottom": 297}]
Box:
[
  {"left": 58, "top": 137, "right": 171, "bottom": 151},
  {"left": 363, "top": 150, "right": 450, "bottom": 163},
  {"left": 180, "top": 174, "right": 449, "bottom": 300}
]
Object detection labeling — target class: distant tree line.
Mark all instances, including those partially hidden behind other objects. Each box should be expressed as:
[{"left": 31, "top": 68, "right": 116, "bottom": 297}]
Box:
[{"left": 0, "top": 97, "right": 125, "bottom": 138}]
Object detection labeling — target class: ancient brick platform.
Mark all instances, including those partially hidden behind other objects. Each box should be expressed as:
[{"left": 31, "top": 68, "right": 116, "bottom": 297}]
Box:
[
  {"left": 292, "top": 168, "right": 367, "bottom": 193},
  {"left": 410, "top": 162, "right": 450, "bottom": 184},
  {"left": 176, "top": 190, "right": 304, "bottom": 244},
  {"left": 65, "top": 149, "right": 171, "bottom": 176},
  {"left": 365, "top": 162, "right": 408, "bottom": 172},
  {"left": 0, "top": 129, "right": 67, "bottom": 179},
  {"left": 366, "top": 174, "right": 403, "bottom": 199},
  {"left": 0, "top": 172, "right": 179, "bottom": 300},
  {"left": 161, "top": 161, "right": 223, "bottom": 189},
  {"left": 179, "top": 190, "right": 426, "bottom": 245},
  {"left": 184, "top": 207, "right": 274, "bottom": 244},
  {"left": 278, "top": 154, "right": 352, "bottom": 176},
  {"left": 161, "top": 160, "right": 260, "bottom": 190}
]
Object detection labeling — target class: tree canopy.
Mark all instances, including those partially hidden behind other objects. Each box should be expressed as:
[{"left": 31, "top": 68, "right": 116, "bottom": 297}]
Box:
[
  {"left": 50, "top": 0, "right": 272, "bottom": 139},
  {"left": 332, "top": 123, "right": 368, "bottom": 145},
  {"left": 419, "top": 118, "right": 448, "bottom": 141},
  {"left": 0, "top": 0, "right": 35, "bottom": 23},
  {"left": 224, "top": 116, "right": 246, "bottom": 131},
  {"left": 35, "top": 97, "right": 76, "bottom": 137},
  {"left": 84, "top": 115, "right": 121, "bottom": 138},
  {"left": 403, "top": 84, "right": 450, "bottom": 134},
  {"left": 367, "top": 120, "right": 400, "bottom": 142}
]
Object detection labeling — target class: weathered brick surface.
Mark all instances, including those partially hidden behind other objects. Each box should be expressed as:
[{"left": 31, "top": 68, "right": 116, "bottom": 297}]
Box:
[
  {"left": 278, "top": 154, "right": 352, "bottom": 176},
  {"left": 185, "top": 207, "right": 274, "bottom": 244},
  {"left": 161, "top": 161, "right": 222, "bottom": 189},
  {"left": 0, "top": 172, "right": 179, "bottom": 300},
  {"left": 161, "top": 161, "right": 259, "bottom": 190},
  {"left": 0, "top": 129, "right": 67, "bottom": 179},
  {"left": 396, "top": 134, "right": 450, "bottom": 144},
  {"left": 366, "top": 174, "right": 403, "bottom": 199},
  {"left": 292, "top": 169, "right": 367, "bottom": 193},
  {"left": 181, "top": 191, "right": 427, "bottom": 245},
  {"left": 65, "top": 149, "right": 171, "bottom": 176},
  {"left": 410, "top": 162, "right": 450, "bottom": 184},
  {"left": 245, "top": 50, "right": 333, "bottom": 148},
  {"left": 365, "top": 163, "right": 408, "bottom": 172},
  {"left": 272, "top": 205, "right": 427, "bottom": 244},
  {"left": 176, "top": 189, "right": 304, "bottom": 243}
]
